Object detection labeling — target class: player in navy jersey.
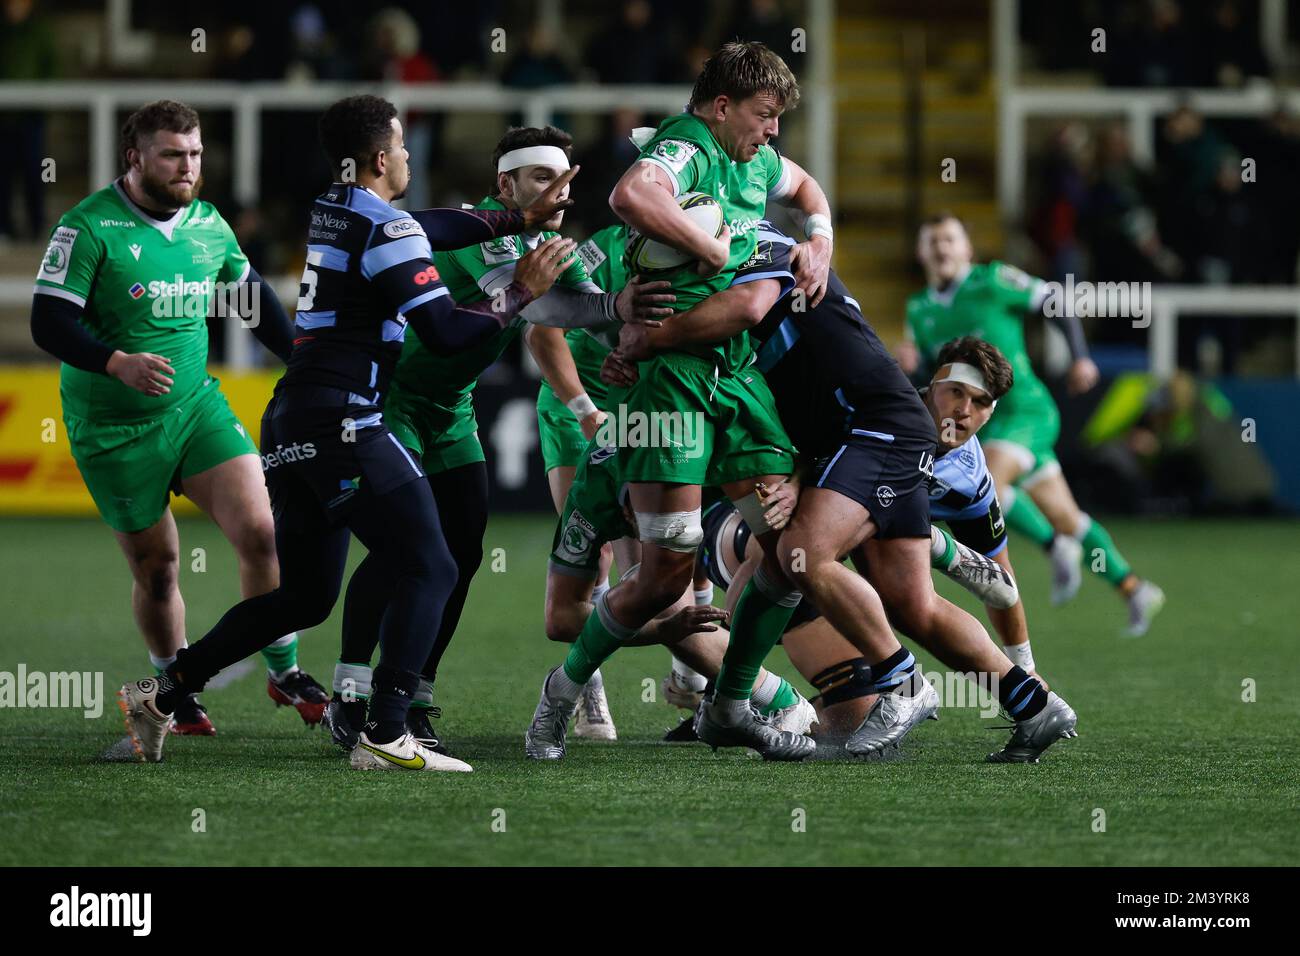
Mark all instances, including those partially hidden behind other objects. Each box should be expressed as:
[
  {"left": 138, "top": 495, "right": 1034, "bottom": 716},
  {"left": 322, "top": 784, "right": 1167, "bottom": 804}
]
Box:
[
  {"left": 611, "top": 227, "right": 1077, "bottom": 762},
  {"left": 117, "top": 95, "right": 578, "bottom": 772}
]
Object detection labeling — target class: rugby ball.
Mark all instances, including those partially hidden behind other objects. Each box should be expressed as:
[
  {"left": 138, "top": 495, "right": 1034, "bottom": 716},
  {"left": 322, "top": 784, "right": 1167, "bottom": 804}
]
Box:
[{"left": 625, "top": 192, "right": 726, "bottom": 274}]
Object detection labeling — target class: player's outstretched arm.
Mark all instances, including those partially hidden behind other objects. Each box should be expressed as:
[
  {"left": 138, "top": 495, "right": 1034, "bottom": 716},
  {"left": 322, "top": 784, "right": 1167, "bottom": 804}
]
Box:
[
  {"left": 616, "top": 277, "right": 784, "bottom": 361},
  {"left": 609, "top": 162, "right": 728, "bottom": 276},
  {"left": 408, "top": 168, "right": 578, "bottom": 250}
]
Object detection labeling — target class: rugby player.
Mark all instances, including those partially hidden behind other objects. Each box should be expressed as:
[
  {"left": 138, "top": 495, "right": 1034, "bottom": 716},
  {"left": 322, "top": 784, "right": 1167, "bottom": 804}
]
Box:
[
  {"left": 691, "top": 339, "right": 1065, "bottom": 757},
  {"left": 607, "top": 230, "right": 1078, "bottom": 762},
  {"left": 900, "top": 213, "right": 1165, "bottom": 636},
  {"left": 31, "top": 100, "right": 328, "bottom": 735},
  {"left": 118, "top": 95, "right": 575, "bottom": 771},
  {"left": 325, "top": 127, "right": 671, "bottom": 756},
  {"left": 527, "top": 41, "right": 835, "bottom": 762}
]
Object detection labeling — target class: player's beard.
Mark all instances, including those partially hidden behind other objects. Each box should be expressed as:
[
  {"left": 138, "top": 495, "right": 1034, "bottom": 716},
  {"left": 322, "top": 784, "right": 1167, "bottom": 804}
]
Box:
[{"left": 139, "top": 170, "right": 202, "bottom": 211}]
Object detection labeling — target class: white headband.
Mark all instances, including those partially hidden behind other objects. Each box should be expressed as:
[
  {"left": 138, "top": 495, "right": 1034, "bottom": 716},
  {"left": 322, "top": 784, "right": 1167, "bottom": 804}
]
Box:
[
  {"left": 932, "top": 362, "right": 996, "bottom": 405},
  {"left": 497, "top": 145, "right": 571, "bottom": 174}
]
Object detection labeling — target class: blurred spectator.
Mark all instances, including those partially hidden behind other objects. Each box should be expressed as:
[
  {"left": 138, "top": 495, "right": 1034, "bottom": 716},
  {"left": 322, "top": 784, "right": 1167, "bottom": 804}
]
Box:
[
  {"left": 364, "top": 7, "right": 442, "bottom": 208},
  {"left": 282, "top": 4, "right": 353, "bottom": 82},
  {"left": 1247, "top": 108, "right": 1300, "bottom": 283},
  {"left": 1030, "top": 123, "right": 1091, "bottom": 281},
  {"left": 1104, "top": 0, "right": 1197, "bottom": 87},
  {"left": 1201, "top": 0, "right": 1270, "bottom": 88},
  {"left": 1157, "top": 105, "right": 1230, "bottom": 265},
  {"left": 572, "top": 107, "right": 646, "bottom": 232},
  {"left": 501, "top": 26, "right": 575, "bottom": 89},
  {"left": 726, "top": 0, "right": 803, "bottom": 74},
  {"left": 0, "top": 0, "right": 57, "bottom": 241},
  {"left": 1083, "top": 123, "right": 1182, "bottom": 282},
  {"left": 586, "top": 1, "right": 668, "bottom": 84}
]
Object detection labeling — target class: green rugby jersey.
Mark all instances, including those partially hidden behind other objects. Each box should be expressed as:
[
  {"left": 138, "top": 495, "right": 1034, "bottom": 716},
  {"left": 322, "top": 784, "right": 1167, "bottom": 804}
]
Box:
[
  {"left": 632, "top": 112, "right": 788, "bottom": 370},
  {"left": 34, "top": 180, "right": 249, "bottom": 422},
  {"left": 904, "top": 261, "right": 1054, "bottom": 417},
  {"left": 387, "top": 195, "right": 593, "bottom": 429}
]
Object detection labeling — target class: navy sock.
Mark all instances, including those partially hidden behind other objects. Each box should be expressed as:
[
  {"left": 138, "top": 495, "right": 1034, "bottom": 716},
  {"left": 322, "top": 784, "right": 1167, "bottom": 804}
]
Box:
[
  {"left": 867, "top": 647, "right": 919, "bottom": 695},
  {"left": 1000, "top": 665, "right": 1048, "bottom": 721},
  {"left": 365, "top": 664, "right": 419, "bottom": 744}
]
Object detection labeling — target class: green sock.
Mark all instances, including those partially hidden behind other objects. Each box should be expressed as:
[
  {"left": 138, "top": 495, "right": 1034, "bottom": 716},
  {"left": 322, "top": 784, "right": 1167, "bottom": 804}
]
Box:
[
  {"left": 716, "top": 567, "right": 800, "bottom": 700},
  {"left": 931, "top": 525, "right": 958, "bottom": 569},
  {"left": 562, "top": 601, "right": 631, "bottom": 684},
  {"left": 758, "top": 678, "right": 798, "bottom": 716},
  {"left": 261, "top": 633, "right": 299, "bottom": 675},
  {"left": 1006, "top": 489, "right": 1055, "bottom": 549},
  {"left": 1078, "top": 516, "right": 1133, "bottom": 587}
]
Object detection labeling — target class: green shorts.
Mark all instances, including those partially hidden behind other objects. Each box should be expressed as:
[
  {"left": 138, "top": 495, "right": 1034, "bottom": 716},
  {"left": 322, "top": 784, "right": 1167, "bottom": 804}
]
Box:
[
  {"left": 614, "top": 353, "right": 794, "bottom": 487},
  {"left": 385, "top": 392, "right": 484, "bottom": 475},
  {"left": 980, "top": 398, "right": 1061, "bottom": 475},
  {"left": 537, "top": 383, "right": 589, "bottom": 474},
  {"left": 549, "top": 440, "right": 631, "bottom": 577},
  {"left": 65, "top": 376, "right": 257, "bottom": 533}
]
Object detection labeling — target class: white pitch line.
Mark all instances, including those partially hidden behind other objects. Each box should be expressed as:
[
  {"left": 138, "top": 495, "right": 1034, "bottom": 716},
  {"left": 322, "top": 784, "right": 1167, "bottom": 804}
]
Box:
[{"left": 206, "top": 658, "right": 257, "bottom": 691}]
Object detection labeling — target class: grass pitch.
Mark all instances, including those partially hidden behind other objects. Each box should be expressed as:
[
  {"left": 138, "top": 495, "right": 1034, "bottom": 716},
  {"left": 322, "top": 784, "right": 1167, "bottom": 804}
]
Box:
[{"left": 0, "top": 514, "right": 1296, "bottom": 866}]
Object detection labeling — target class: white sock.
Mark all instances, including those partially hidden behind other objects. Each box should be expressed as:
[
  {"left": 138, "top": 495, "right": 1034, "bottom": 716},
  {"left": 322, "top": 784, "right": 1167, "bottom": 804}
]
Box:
[
  {"left": 591, "top": 579, "right": 611, "bottom": 603},
  {"left": 751, "top": 671, "right": 781, "bottom": 709},
  {"left": 1004, "top": 640, "right": 1035, "bottom": 672},
  {"left": 149, "top": 641, "right": 185, "bottom": 673},
  {"left": 710, "top": 693, "right": 751, "bottom": 724},
  {"left": 1071, "top": 513, "right": 1092, "bottom": 541},
  {"left": 266, "top": 633, "right": 297, "bottom": 648},
  {"left": 693, "top": 583, "right": 714, "bottom": 606},
  {"left": 547, "top": 667, "right": 585, "bottom": 702},
  {"left": 670, "top": 655, "right": 708, "bottom": 692}
]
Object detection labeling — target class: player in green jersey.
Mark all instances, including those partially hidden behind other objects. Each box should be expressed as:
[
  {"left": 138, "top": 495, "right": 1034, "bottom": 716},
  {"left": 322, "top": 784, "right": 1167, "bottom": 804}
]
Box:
[
  {"left": 528, "top": 42, "right": 839, "bottom": 761},
  {"left": 29, "top": 101, "right": 328, "bottom": 734},
  {"left": 901, "top": 213, "right": 1165, "bottom": 636}
]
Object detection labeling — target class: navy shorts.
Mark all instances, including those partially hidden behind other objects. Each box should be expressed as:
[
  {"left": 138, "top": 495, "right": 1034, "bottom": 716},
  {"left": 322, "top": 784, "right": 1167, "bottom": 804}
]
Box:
[
  {"left": 260, "top": 385, "right": 425, "bottom": 528},
  {"left": 807, "top": 431, "right": 934, "bottom": 540}
]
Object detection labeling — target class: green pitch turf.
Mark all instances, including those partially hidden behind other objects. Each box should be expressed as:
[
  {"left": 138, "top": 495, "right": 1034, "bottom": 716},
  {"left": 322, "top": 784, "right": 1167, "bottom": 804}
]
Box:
[{"left": 0, "top": 515, "right": 1296, "bottom": 866}]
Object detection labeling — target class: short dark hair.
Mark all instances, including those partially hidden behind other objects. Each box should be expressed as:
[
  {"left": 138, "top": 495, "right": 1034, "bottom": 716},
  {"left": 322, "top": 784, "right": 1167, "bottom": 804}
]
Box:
[
  {"left": 920, "top": 210, "right": 967, "bottom": 232},
  {"left": 689, "top": 40, "right": 800, "bottom": 112},
  {"left": 318, "top": 95, "right": 398, "bottom": 174},
  {"left": 491, "top": 125, "right": 573, "bottom": 189},
  {"left": 935, "top": 336, "right": 1014, "bottom": 399},
  {"left": 120, "top": 100, "right": 200, "bottom": 170}
]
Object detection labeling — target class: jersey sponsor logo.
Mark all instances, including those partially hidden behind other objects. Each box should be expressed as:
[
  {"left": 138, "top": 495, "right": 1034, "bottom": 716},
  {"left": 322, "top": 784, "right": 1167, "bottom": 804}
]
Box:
[
  {"left": 917, "top": 450, "right": 935, "bottom": 478},
  {"left": 412, "top": 264, "right": 440, "bottom": 286},
  {"left": 576, "top": 239, "right": 607, "bottom": 274},
  {"left": 558, "top": 509, "right": 597, "bottom": 558},
  {"left": 650, "top": 139, "right": 699, "bottom": 174},
  {"left": 310, "top": 210, "right": 349, "bottom": 232},
  {"left": 876, "top": 485, "right": 896, "bottom": 508},
  {"left": 145, "top": 277, "right": 212, "bottom": 299},
  {"left": 38, "top": 226, "right": 78, "bottom": 284},
  {"left": 481, "top": 236, "right": 518, "bottom": 265},
  {"left": 97, "top": 218, "right": 135, "bottom": 228},
  {"left": 928, "top": 477, "right": 951, "bottom": 499},
  {"left": 261, "top": 441, "right": 317, "bottom": 470},
  {"left": 383, "top": 217, "right": 426, "bottom": 240},
  {"left": 185, "top": 214, "right": 215, "bottom": 226},
  {"left": 128, "top": 282, "right": 146, "bottom": 299},
  {"left": 739, "top": 240, "right": 773, "bottom": 271},
  {"left": 959, "top": 447, "right": 976, "bottom": 469},
  {"left": 988, "top": 497, "right": 1005, "bottom": 537}
]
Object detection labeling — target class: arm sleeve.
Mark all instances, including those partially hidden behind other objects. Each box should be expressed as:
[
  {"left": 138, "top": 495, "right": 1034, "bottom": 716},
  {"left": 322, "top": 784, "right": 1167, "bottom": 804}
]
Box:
[
  {"left": 33, "top": 211, "right": 103, "bottom": 307},
  {"left": 636, "top": 138, "right": 709, "bottom": 196},
  {"left": 216, "top": 214, "right": 251, "bottom": 285},
  {"left": 520, "top": 284, "right": 618, "bottom": 329},
  {"left": 363, "top": 230, "right": 533, "bottom": 353},
  {"left": 410, "top": 207, "right": 527, "bottom": 251},
  {"left": 1043, "top": 309, "right": 1090, "bottom": 361},
  {"left": 242, "top": 267, "right": 294, "bottom": 363},
  {"left": 30, "top": 293, "right": 114, "bottom": 373}
]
